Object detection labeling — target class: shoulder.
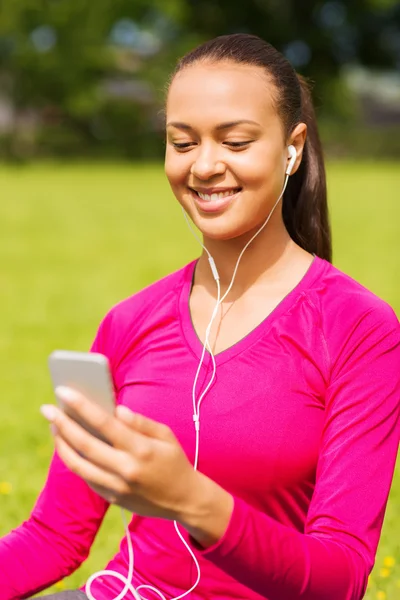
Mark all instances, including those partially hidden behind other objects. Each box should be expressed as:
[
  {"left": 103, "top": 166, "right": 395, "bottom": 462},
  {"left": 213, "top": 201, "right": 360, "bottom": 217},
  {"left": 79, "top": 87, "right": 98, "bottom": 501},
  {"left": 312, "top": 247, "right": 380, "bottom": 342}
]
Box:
[
  {"left": 307, "top": 257, "right": 399, "bottom": 374},
  {"left": 109, "top": 260, "right": 194, "bottom": 322},
  {"left": 309, "top": 257, "right": 398, "bottom": 329},
  {"left": 91, "top": 260, "right": 195, "bottom": 357}
]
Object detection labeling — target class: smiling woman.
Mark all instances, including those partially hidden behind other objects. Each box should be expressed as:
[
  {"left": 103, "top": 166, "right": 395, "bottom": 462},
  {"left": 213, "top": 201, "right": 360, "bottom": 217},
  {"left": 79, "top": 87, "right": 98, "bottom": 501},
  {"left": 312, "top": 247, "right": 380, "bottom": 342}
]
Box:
[
  {"left": 0, "top": 33, "right": 399, "bottom": 600},
  {"left": 166, "top": 63, "right": 307, "bottom": 242},
  {"left": 165, "top": 35, "right": 329, "bottom": 263}
]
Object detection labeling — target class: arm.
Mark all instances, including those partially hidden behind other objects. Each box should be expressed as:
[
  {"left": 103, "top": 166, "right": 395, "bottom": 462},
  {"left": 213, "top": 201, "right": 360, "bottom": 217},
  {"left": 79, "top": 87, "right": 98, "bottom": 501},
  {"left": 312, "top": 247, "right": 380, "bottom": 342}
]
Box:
[
  {"left": 182, "top": 307, "right": 400, "bottom": 600},
  {"left": 0, "top": 454, "right": 109, "bottom": 600},
  {"left": 0, "top": 314, "right": 114, "bottom": 600}
]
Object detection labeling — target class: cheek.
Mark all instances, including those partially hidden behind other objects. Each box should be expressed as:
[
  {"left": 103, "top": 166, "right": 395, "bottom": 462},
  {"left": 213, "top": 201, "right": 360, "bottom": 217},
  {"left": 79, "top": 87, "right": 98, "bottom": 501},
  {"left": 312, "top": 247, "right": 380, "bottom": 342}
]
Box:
[
  {"left": 164, "top": 149, "right": 189, "bottom": 189},
  {"left": 233, "top": 151, "right": 279, "bottom": 191}
]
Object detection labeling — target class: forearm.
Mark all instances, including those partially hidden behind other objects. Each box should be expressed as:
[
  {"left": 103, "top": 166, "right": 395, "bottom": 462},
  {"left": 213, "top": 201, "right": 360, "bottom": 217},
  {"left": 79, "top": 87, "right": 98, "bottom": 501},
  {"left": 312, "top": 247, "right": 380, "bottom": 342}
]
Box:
[
  {"left": 178, "top": 478, "right": 368, "bottom": 600},
  {"left": 0, "top": 452, "right": 109, "bottom": 599},
  {"left": 178, "top": 472, "right": 234, "bottom": 549},
  {"left": 0, "top": 517, "right": 84, "bottom": 600}
]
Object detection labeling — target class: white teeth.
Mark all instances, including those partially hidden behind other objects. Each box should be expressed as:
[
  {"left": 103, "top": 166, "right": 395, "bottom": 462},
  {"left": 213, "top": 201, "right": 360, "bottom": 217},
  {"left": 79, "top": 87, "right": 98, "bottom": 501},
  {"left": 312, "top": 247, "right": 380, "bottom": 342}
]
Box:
[{"left": 197, "top": 189, "right": 238, "bottom": 201}]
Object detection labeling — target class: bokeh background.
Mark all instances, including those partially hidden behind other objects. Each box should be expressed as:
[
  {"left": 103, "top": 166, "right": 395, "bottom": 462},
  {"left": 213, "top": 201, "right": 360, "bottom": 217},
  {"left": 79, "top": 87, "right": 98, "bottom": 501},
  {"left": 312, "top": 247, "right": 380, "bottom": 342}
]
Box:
[{"left": 0, "top": 1, "right": 399, "bottom": 598}]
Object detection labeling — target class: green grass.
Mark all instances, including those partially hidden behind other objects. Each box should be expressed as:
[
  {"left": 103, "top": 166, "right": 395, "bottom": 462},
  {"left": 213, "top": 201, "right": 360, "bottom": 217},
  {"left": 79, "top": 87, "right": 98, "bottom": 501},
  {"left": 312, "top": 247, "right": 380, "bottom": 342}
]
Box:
[{"left": 0, "top": 161, "right": 398, "bottom": 598}]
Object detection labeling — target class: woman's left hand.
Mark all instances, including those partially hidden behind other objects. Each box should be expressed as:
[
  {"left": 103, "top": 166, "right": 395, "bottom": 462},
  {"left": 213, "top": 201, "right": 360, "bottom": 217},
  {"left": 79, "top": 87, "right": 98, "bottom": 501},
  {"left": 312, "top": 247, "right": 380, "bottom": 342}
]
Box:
[{"left": 40, "top": 387, "right": 202, "bottom": 523}]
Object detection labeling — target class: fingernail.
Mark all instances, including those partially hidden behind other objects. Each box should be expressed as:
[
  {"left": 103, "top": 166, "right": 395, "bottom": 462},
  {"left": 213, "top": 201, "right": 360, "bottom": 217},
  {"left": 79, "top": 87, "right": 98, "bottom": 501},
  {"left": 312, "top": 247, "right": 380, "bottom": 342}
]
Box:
[
  {"left": 55, "top": 386, "right": 80, "bottom": 404},
  {"left": 40, "top": 404, "right": 57, "bottom": 421},
  {"left": 116, "top": 405, "right": 135, "bottom": 421}
]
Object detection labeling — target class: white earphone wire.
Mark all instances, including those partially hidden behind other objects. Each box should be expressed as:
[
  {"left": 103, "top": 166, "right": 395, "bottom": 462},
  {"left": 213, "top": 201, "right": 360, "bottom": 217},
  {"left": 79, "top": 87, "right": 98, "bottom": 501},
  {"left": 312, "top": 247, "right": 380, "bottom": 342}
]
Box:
[
  {"left": 186, "top": 170, "right": 291, "bottom": 429},
  {"left": 85, "top": 167, "right": 291, "bottom": 600}
]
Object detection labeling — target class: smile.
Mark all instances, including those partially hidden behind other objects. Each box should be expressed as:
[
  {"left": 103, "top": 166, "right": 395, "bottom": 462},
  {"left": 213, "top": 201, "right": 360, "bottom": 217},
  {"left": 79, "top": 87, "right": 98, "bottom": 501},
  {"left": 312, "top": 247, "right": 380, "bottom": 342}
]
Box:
[
  {"left": 191, "top": 188, "right": 241, "bottom": 202},
  {"left": 189, "top": 187, "right": 242, "bottom": 214}
]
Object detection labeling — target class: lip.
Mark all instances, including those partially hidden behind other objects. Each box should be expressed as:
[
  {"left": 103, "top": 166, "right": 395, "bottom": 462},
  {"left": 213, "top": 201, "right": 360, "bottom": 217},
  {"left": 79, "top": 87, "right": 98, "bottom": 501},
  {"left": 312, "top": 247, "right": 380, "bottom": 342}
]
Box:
[
  {"left": 189, "top": 187, "right": 242, "bottom": 214},
  {"left": 191, "top": 186, "right": 241, "bottom": 195}
]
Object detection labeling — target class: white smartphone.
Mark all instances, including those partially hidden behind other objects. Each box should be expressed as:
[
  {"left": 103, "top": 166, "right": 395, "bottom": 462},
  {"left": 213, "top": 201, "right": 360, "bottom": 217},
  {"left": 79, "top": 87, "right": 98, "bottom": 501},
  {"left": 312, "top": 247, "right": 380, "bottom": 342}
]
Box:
[{"left": 48, "top": 350, "right": 116, "bottom": 441}]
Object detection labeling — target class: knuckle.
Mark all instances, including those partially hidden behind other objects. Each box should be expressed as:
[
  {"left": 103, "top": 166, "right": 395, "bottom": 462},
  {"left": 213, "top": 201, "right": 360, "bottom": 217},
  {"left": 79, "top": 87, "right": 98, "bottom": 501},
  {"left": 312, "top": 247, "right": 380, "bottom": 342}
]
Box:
[
  {"left": 161, "top": 424, "right": 174, "bottom": 441},
  {"left": 121, "top": 460, "right": 139, "bottom": 483},
  {"left": 136, "top": 443, "right": 152, "bottom": 462},
  {"left": 95, "top": 412, "right": 111, "bottom": 431},
  {"left": 78, "top": 437, "right": 91, "bottom": 457}
]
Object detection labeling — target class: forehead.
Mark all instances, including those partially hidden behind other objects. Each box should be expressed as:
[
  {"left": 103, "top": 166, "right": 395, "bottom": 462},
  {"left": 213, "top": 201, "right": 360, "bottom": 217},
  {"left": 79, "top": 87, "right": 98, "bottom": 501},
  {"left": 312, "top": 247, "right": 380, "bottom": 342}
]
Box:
[{"left": 166, "top": 62, "right": 278, "bottom": 125}]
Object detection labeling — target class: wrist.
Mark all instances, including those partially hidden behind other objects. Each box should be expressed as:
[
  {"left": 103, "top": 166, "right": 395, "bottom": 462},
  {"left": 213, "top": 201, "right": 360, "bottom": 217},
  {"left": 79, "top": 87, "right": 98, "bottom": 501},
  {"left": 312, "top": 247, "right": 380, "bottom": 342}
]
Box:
[{"left": 178, "top": 471, "right": 234, "bottom": 549}]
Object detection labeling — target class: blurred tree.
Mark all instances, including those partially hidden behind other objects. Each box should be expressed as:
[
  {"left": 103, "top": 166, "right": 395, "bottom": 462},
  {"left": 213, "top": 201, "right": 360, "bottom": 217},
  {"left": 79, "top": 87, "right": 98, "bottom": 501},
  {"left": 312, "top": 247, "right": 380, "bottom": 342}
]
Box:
[
  {"left": 182, "top": 0, "right": 400, "bottom": 109},
  {"left": 0, "top": 0, "right": 399, "bottom": 159},
  {"left": 0, "top": 0, "right": 188, "bottom": 158}
]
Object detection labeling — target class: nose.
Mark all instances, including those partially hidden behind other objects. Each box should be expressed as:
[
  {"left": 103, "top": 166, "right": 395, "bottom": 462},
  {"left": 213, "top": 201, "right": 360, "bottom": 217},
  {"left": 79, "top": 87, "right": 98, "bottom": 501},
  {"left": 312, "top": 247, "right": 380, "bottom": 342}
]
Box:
[{"left": 190, "top": 143, "right": 226, "bottom": 180}]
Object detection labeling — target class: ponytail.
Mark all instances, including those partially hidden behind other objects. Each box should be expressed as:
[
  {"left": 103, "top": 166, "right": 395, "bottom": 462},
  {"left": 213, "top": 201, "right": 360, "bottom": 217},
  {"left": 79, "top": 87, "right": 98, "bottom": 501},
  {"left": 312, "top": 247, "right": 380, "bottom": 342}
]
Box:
[{"left": 282, "top": 75, "right": 332, "bottom": 262}]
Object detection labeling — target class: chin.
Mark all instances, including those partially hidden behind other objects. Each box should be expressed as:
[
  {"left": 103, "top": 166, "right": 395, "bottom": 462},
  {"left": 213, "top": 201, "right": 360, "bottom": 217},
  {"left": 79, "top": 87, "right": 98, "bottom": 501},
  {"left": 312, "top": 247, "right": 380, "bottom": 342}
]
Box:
[
  {"left": 179, "top": 192, "right": 272, "bottom": 243},
  {"left": 192, "top": 214, "right": 254, "bottom": 242}
]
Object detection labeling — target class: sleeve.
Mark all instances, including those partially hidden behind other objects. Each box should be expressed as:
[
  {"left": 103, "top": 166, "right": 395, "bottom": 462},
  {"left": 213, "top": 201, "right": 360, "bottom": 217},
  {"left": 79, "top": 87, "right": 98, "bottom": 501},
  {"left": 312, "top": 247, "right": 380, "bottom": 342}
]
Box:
[
  {"left": 0, "top": 313, "right": 115, "bottom": 600},
  {"left": 189, "top": 306, "right": 400, "bottom": 600}
]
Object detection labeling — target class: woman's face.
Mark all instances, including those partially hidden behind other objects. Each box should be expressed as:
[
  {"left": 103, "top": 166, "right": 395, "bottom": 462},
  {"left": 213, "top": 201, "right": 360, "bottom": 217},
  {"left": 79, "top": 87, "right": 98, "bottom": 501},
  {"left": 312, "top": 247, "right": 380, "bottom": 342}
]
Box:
[{"left": 165, "top": 62, "right": 300, "bottom": 241}]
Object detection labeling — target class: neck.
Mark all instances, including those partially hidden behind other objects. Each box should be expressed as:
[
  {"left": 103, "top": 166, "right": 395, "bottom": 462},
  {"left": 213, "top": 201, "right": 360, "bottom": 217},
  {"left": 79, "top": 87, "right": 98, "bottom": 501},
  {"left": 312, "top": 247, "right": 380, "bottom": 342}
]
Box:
[{"left": 195, "top": 212, "right": 296, "bottom": 300}]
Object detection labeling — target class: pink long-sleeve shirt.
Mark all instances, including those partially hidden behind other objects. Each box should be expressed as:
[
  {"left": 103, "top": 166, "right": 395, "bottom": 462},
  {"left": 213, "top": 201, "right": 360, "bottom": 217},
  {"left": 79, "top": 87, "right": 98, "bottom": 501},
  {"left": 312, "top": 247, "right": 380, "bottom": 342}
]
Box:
[{"left": 1, "top": 256, "right": 399, "bottom": 600}]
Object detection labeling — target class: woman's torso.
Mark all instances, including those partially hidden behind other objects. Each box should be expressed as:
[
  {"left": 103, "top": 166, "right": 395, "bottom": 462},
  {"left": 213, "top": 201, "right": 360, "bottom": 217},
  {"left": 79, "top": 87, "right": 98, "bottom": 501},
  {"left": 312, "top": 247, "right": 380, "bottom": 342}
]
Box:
[{"left": 89, "top": 256, "right": 332, "bottom": 599}]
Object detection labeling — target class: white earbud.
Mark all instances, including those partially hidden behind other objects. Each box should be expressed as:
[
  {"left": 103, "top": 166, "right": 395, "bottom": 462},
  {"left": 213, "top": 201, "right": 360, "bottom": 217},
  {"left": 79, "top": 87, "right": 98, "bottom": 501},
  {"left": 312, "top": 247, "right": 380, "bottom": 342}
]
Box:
[{"left": 286, "top": 145, "right": 297, "bottom": 176}]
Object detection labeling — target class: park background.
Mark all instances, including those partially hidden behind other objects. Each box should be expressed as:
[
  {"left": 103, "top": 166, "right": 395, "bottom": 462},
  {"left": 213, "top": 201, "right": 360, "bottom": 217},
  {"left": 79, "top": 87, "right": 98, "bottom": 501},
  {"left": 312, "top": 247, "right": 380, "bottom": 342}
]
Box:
[{"left": 0, "top": 0, "right": 399, "bottom": 598}]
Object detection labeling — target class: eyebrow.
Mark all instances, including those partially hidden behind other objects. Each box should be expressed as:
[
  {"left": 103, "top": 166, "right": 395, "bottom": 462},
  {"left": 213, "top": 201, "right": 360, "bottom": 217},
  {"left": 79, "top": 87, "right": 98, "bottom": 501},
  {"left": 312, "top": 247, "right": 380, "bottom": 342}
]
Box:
[{"left": 166, "top": 119, "right": 260, "bottom": 131}]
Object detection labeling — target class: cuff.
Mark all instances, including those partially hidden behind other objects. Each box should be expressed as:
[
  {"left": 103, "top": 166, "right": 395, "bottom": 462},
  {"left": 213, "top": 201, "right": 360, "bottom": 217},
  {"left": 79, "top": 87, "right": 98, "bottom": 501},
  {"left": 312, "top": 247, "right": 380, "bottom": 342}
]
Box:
[{"left": 187, "top": 495, "right": 249, "bottom": 559}]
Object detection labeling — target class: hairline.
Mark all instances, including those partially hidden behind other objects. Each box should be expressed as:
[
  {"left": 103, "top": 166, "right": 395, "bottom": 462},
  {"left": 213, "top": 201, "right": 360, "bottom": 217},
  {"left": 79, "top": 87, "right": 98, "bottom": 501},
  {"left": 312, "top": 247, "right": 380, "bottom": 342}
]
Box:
[{"left": 167, "top": 57, "right": 291, "bottom": 136}]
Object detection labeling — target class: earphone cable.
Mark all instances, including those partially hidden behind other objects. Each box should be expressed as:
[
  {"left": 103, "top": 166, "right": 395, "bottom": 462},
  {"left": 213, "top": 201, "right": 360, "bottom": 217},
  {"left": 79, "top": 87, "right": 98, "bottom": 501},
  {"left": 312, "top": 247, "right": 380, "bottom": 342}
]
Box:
[{"left": 85, "top": 172, "right": 290, "bottom": 600}]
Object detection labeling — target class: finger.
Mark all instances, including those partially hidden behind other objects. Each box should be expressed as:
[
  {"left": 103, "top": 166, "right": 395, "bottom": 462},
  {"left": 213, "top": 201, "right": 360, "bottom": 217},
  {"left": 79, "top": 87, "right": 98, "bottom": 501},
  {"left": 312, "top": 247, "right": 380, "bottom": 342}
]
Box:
[
  {"left": 116, "top": 405, "right": 173, "bottom": 441},
  {"left": 54, "top": 386, "right": 136, "bottom": 449},
  {"left": 42, "top": 403, "right": 132, "bottom": 478},
  {"left": 54, "top": 435, "right": 129, "bottom": 503}
]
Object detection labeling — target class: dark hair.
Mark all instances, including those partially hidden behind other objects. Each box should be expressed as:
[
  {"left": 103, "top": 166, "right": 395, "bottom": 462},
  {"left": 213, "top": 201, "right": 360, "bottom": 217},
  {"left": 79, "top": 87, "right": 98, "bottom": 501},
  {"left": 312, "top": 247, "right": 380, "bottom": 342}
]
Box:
[{"left": 169, "top": 33, "right": 332, "bottom": 262}]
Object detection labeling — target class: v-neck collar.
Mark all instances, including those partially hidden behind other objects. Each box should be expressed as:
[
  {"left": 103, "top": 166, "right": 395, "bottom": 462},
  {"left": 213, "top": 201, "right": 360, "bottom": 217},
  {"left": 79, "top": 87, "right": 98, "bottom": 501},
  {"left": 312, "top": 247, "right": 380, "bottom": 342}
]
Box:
[{"left": 178, "top": 255, "right": 326, "bottom": 367}]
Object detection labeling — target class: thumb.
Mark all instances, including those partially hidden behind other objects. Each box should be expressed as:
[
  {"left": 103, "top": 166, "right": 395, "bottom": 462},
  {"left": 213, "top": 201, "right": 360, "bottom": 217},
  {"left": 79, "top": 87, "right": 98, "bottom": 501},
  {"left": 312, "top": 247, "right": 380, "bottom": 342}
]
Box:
[{"left": 116, "top": 405, "right": 172, "bottom": 441}]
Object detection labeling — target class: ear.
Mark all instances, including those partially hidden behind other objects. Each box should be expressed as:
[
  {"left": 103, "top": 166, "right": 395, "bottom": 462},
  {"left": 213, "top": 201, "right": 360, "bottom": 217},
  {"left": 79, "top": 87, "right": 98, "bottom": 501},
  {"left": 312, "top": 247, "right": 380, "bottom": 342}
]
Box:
[{"left": 287, "top": 123, "right": 307, "bottom": 176}]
